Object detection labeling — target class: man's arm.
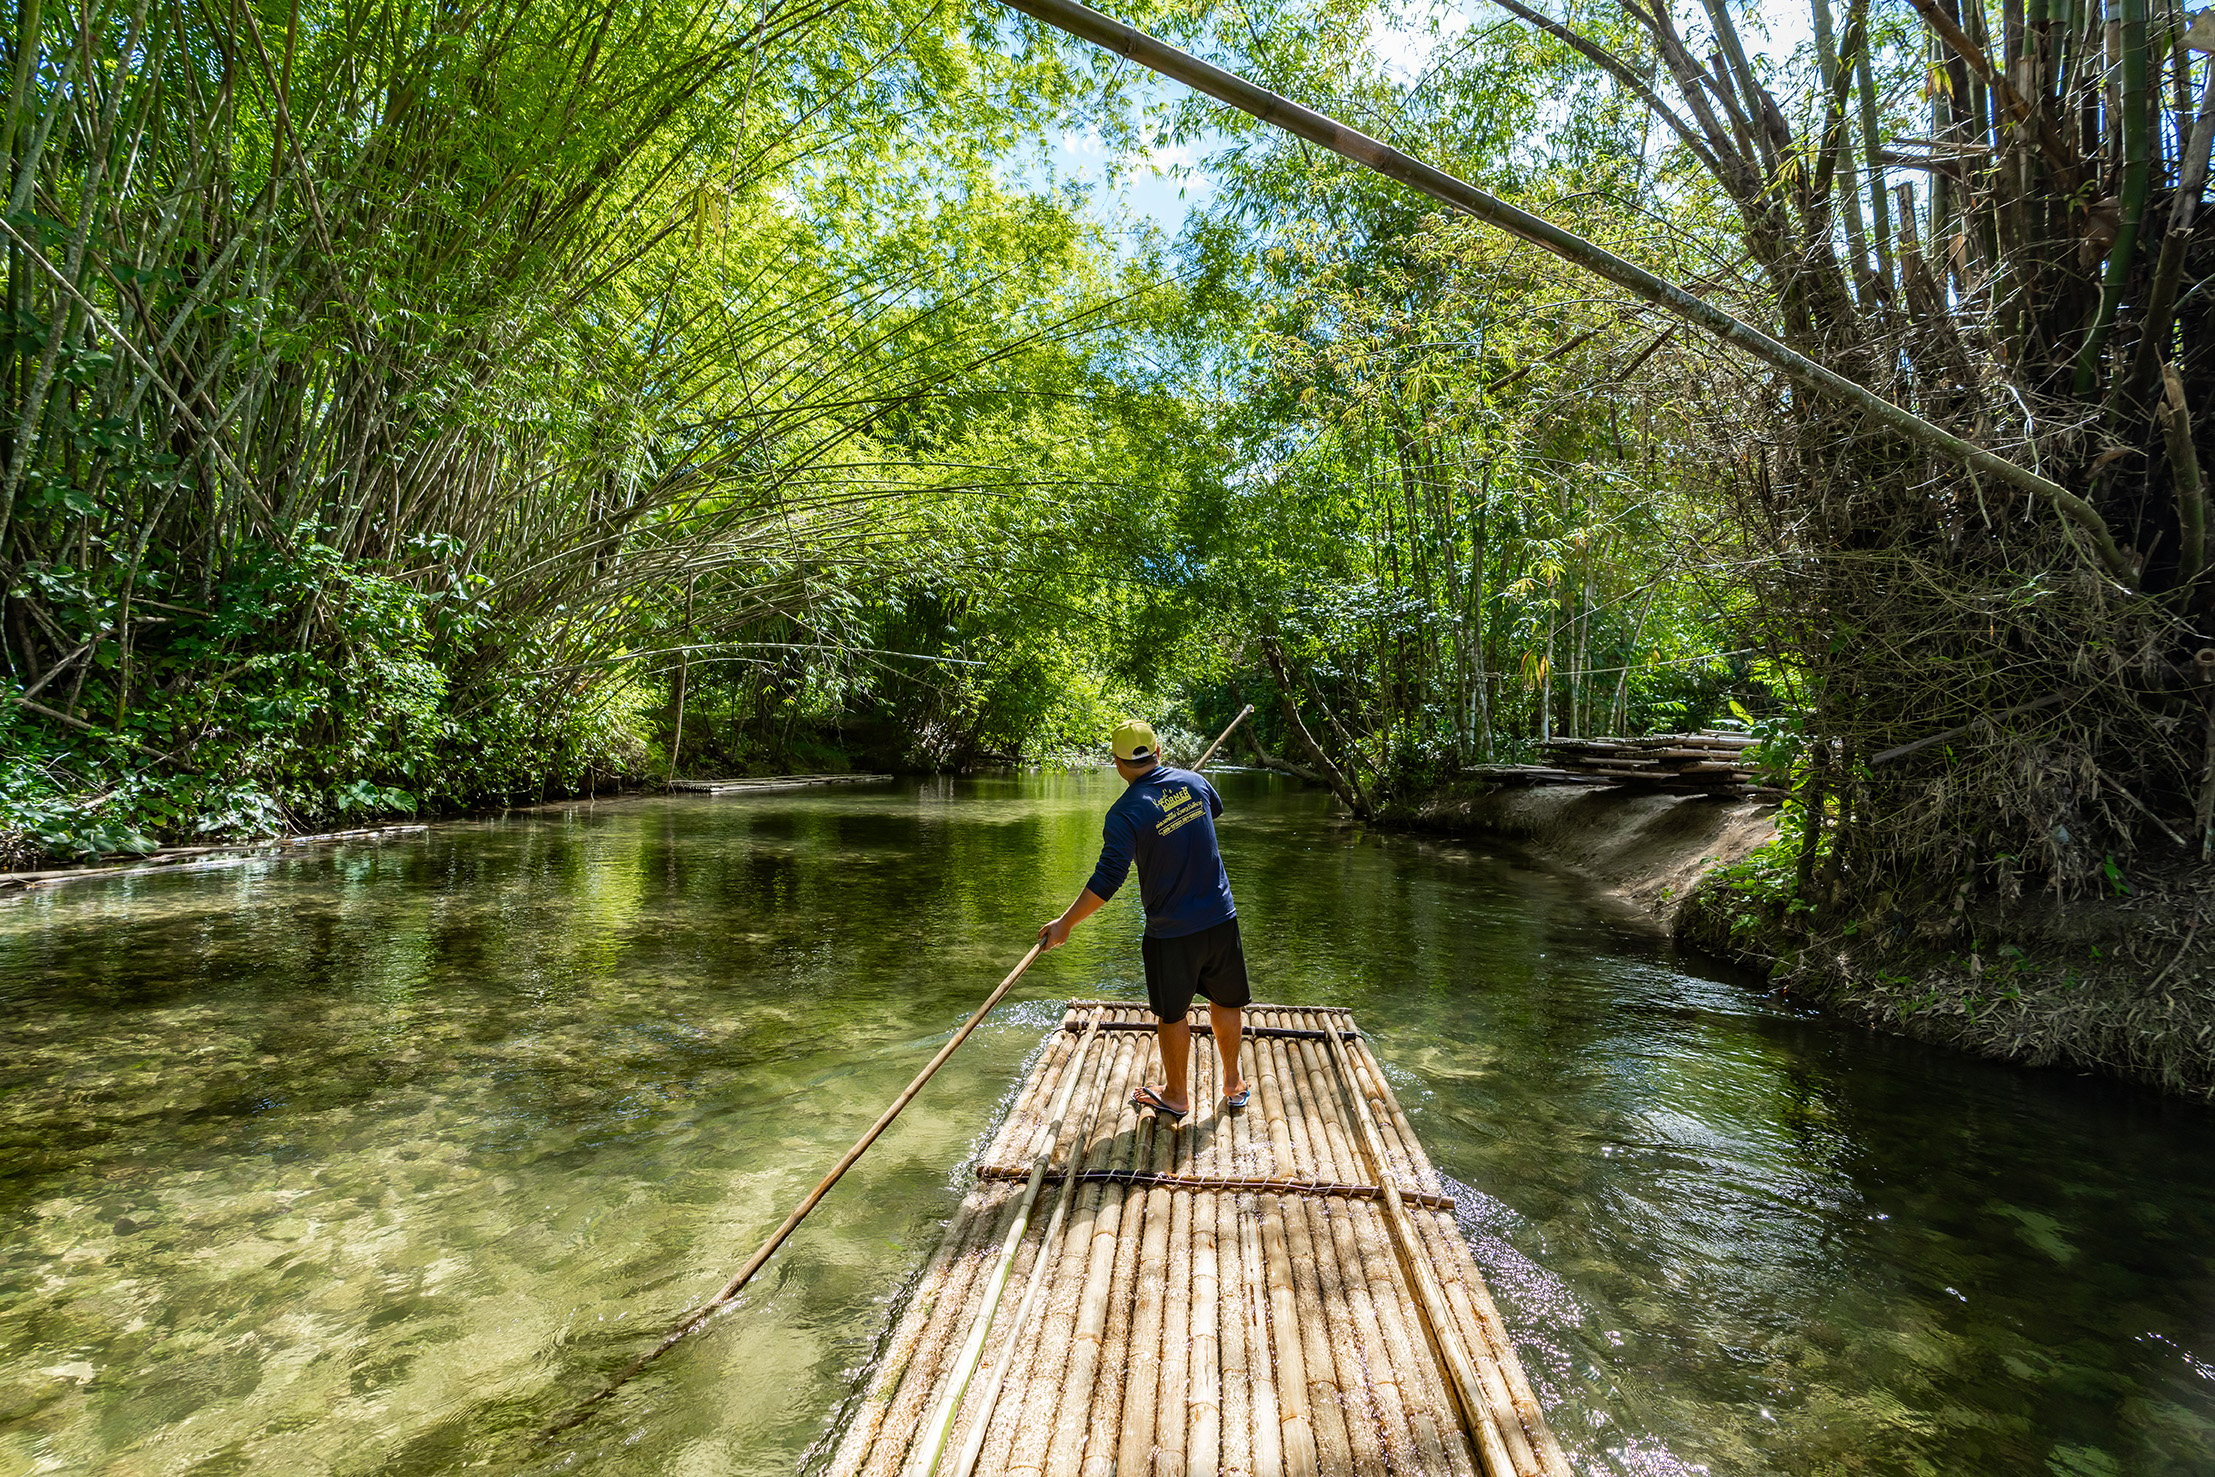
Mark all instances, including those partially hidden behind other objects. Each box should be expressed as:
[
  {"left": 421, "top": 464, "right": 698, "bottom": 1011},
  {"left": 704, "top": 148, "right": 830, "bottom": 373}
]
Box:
[
  {"left": 1043, "top": 808, "right": 1135, "bottom": 949},
  {"left": 1039, "top": 888, "right": 1107, "bottom": 950}
]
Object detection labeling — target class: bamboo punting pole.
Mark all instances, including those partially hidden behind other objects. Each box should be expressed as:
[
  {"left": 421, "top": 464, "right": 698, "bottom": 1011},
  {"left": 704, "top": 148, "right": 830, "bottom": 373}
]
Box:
[
  {"left": 1318, "top": 1025, "right": 1519, "bottom": 1477},
  {"left": 985, "top": 0, "right": 2133, "bottom": 579},
  {"left": 908, "top": 1010, "right": 1109, "bottom": 1477},
  {"left": 559, "top": 704, "right": 1258, "bottom": 1443},
  {"left": 1190, "top": 702, "right": 1255, "bottom": 769},
  {"left": 545, "top": 939, "right": 1051, "bottom": 1436}
]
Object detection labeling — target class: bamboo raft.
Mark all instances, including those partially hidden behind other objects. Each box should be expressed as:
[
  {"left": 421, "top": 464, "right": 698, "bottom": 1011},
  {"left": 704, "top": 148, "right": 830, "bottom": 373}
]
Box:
[
  {"left": 667, "top": 772, "right": 893, "bottom": 794},
  {"left": 825, "top": 1000, "right": 1569, "bottom": 1477}
]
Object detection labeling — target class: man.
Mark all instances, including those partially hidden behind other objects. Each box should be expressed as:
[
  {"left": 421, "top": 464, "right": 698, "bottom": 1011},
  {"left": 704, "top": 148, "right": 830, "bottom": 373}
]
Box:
[{"left": 1038, "top": 718, "right": 1250, "bottom": 1119}]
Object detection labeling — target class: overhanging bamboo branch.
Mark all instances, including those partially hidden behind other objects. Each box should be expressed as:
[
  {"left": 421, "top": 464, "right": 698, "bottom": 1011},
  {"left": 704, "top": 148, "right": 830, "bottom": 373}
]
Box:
[{"left": 985, "top": 0, "right": 2135, "bottom": 582}]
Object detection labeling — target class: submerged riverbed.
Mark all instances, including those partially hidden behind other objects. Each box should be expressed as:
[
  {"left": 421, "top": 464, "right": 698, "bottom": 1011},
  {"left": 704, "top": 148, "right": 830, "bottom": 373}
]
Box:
[{"left": 1, "top": 771, "right": 2210, "bottom": 1475}]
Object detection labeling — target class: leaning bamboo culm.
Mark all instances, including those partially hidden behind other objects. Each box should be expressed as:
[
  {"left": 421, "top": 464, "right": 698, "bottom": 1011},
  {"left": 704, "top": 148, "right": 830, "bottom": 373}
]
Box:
[{"left": 824, "top": 1001, "right": 1568, "bottom": 1477}]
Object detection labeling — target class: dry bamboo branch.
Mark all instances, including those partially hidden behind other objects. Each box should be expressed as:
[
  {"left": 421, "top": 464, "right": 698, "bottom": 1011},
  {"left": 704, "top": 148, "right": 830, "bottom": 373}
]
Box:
[{"left": 989, "top": 0, "right": 2136, "bottom": 580}]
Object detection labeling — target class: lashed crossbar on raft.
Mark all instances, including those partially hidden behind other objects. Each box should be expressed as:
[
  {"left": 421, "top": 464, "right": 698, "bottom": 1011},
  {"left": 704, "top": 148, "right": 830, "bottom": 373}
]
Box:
[{"left": 824, "top": 1001, "right": 1571, "bottom": 1477}]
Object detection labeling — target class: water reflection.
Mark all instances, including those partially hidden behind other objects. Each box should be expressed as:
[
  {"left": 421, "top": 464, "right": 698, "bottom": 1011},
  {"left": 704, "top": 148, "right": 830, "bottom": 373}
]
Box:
[{"left": 0, "top": 772, "right": 2210, "bottom": 1474}]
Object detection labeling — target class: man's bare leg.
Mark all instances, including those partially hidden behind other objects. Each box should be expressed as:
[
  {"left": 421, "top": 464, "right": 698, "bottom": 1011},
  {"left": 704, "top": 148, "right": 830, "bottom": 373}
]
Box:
[
  {"left": 1148, "top": 1015, "right": 1193, "bottom": 1114},
  {"left": 1210, "top": 1002, "right": 1247, "bottom": 1101}
]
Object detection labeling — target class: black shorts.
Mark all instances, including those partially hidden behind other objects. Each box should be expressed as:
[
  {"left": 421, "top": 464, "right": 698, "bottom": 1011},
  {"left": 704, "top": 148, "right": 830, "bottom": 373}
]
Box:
[{"left": 1141, "top": 917, "right": 1251, "bottom": 1022}]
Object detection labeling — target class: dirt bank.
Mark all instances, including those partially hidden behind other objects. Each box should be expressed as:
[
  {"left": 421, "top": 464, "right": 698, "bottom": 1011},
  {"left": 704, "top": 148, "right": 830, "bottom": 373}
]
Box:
[
  {"left": 1684, "top": 870, "right": 2215, "bottom": 1100},
  {"left": 1383, "top": 785, "right": 1778, "bottom": 928},
  {"left": 1386, "top": 783, "right": 2215, "bottom": 1099}
]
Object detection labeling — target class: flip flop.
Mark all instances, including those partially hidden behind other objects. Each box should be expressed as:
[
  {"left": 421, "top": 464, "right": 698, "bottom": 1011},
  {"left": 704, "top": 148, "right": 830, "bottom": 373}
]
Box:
[
  {"left": 1130, "top": 1084, "right": 1189, "bottom": 1119},
  {"left": 1221, "top": 1085, "right": 1252, "bottom": 1111}
]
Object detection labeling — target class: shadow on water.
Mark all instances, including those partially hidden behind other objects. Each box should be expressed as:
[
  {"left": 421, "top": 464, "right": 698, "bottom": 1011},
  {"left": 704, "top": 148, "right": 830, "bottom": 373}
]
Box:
[{"left": 0, "top": 771, "right": 2210, "bottom": 1474}]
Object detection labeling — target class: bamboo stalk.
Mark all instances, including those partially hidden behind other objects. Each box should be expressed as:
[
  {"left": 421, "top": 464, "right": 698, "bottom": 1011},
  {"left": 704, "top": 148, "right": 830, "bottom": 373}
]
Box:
[
  {"left": 1356, "top": 1039, "right": 1570, "bottom": 1477},
  {"left": 1217, "top": 1178, "right": 1253, "bottom": 1477},
  {"left": 1078, "top": 1074, "right": 1156, "bottom": 1477},
  {"left": 1258, "top": 1189, "right": 1321, "bottom": 1476},
  {"left": 857, "top": 1189, "right": 1030, "bottom": 1477},
  {"left": 1189, "top": 1174, "right": 1224, "bottom": 1477},
  {"left": 1273, "top": 1031, "right": 1390, "bottom": 1477},
  {"left": 1309, "top": 1028, "right": 1468, "bottom": 1477},
  {"left": 2162, "top": 360, "right": 2209, "bottom": 588},
  {"left": 1116, "top": 1093, "right": 1176, "bottom": 1477},
  {"left": 1213, "top": 1079, "right": 1257, "bottom": 1477},
  {"left": 994, "top": 1033, "right": 1135, "bottom": 1470},
  {"left": 2077, "top": 0, "right": 2156, "bottom": 392},
  {"left": 1043, "top": 1037, "right": 1145, "bottom": 1477},
  {"left": 1314, "top": 1035, "right": 1536, "bottom": 1477},
  {"left": 1263, "top": 1038, "right": 1360, "bottom": 1475},
  {"left": 986, "top": 0, "right": 2133, "bottom": 576},
  {"left": 1156, "top": 1182, "right": 1195, "bottom": 1476},
  {"left": 1291, "top": 1012, "right": 1451, "bottom": 1475},
  {"left": 827, "top": 1173, "right": 1012, "bottom": 1476}
]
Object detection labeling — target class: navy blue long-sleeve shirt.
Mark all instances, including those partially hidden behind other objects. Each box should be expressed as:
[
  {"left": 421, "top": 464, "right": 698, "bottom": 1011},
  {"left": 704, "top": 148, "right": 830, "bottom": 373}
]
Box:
[{"left": 1086, "top": 765, "right": 1236, "bottom": 938}]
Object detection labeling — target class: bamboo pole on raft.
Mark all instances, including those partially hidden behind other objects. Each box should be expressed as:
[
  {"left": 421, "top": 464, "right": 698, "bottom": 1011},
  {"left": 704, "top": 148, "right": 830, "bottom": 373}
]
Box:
[
  {"left": 1317, "top": 1021, "right": 1519, "bottom": 1477},
  {"left": 906, "top": 1008, "right": 1110, "bottom": 1476}
]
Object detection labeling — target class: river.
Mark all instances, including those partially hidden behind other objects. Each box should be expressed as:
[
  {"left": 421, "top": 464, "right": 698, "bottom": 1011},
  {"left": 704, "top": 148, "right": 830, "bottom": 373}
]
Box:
[{"left": 1, "top": 772, "right": 2210, "bottom": 1475}]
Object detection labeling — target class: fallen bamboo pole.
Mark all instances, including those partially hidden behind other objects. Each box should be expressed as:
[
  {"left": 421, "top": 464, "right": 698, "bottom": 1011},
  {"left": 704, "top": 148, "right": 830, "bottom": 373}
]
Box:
[{"left": 984, "top": 0, "right": 2134, "bottom": 581}]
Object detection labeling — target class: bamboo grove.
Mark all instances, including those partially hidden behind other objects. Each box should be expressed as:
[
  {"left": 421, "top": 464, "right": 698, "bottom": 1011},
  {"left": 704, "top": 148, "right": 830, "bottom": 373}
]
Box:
[
  {"left": 17, "top": 0, "right": 2215, "bottom": 950},
  {"left": 1104, "top": 0, "right": 2215, "bottom": 926},
  {"left": 0, "top": 0, "right": 1201, "bottom": 857},
  {"left": 1462, "top": 0, "right": 2215, "bottom": 926}
]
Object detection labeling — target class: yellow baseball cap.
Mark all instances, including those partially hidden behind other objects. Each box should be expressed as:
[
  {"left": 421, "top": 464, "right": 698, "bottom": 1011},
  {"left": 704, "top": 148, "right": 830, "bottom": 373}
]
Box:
[{"left": 1111, "top": 719, "right": 1160, "bottom": 763}]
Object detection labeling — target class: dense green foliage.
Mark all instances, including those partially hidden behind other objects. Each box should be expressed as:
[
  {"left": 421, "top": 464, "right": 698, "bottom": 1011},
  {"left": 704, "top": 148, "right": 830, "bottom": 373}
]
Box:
[
  {"left": 17, "top": 0, "right": 2212, "bottom": 944},
  {"left": 0, "top": 0, "right": 1213, "bottom": 857}
]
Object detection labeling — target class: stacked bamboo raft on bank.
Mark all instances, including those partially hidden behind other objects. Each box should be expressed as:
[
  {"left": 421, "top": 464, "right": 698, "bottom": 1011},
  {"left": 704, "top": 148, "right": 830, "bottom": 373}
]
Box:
[
  {"left": 667, "top": 772, "right": 893, "bottom": 794},
  {"left": 825, "top": 1000, "right": 1569, "bottom": 1477},
  {"left": 1464, "top": 730, "right": 1779, "bottom": 799}
]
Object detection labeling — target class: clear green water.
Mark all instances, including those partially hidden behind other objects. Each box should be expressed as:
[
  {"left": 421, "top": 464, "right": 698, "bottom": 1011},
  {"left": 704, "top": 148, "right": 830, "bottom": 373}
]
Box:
[{"left": 1, "top": 772, "right": 2211, "bottom": 1476}]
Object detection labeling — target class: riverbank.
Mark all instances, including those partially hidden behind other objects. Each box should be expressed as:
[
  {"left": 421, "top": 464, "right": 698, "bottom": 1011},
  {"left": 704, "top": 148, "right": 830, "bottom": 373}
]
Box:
[
  {"left": 1378, "top": 783, "right": 1779, "bottom": 929},
  {"left": 1384, "top": 780, "right": 2215, "bottom": 1101},
  {"left": 1680, "top": 852, "right": 2215, "bottom": 1101}
]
